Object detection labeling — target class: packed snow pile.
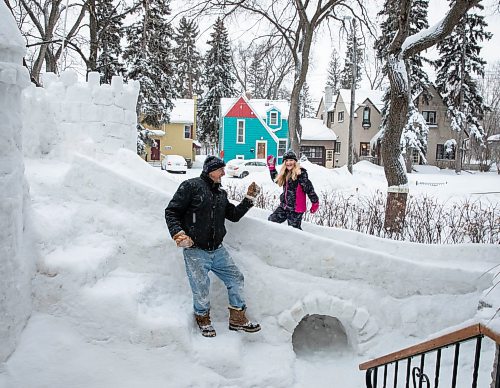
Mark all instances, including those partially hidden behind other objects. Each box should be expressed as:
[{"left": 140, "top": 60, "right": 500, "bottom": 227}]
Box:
[
  {"left": 1, "top": 147, "right": 498, "bottom": 387},
  {"left": 22, "top": 70, "right": 139, "bottom": 157}
]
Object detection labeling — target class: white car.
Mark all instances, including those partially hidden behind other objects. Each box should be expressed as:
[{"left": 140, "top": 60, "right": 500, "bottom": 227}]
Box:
[
  {"left": 226, "top": 159, "right": 268, "bottom": 178},
  {"left": 161, "top": 155, "right": 187, "bottom": 174}
]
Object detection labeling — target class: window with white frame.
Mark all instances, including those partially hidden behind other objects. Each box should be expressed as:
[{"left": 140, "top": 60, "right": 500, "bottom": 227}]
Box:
[
  {"left": 269, "top": 111, "right": 278, "bottom": 126},
  {"left": 335, "top": 142, "right": 341, "bottom": 154},
  {"left": 277, "top": 139, "right": 287, "bottom": 157},
  {"left": 436, "top": 144, "right": 455, "bottom": 160},
  {"left": 237, "top": 120, "right": 245, "bottom": 143},
  {"left": 422, "top": 111, "right": 437, "bottom": 125},
  {"left": 338, "top": 111, "right": 344, "bottom": 122},
  {"left": 184, "top": 125, "right": 191, "bottom": 139}
]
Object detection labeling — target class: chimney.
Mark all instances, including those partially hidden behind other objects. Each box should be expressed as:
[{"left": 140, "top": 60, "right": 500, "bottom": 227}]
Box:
[{"left": 324, "top": 86, "right": 333, "bottom": 124}]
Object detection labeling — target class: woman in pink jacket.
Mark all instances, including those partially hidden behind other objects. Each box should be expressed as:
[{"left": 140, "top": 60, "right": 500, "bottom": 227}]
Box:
[{"left": 267, "top": 150, "right": 319, "bottom": 230}]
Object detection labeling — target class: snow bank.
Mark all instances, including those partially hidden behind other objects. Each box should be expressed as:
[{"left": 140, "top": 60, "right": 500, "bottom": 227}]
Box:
[
  {"left": 22, "top": 71, "right": 139, "bottom": 157},
  {"left": 0, "top": 2, "right": 35, "bottom": 363}
]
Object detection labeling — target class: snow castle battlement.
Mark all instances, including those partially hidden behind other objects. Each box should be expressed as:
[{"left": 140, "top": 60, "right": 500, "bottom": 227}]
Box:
[
  {"left": 22, "top": 70, "right": 140, "bottom": 157},
  {"left": 0, "top": 0, "right": 34, "bottom": 363}
]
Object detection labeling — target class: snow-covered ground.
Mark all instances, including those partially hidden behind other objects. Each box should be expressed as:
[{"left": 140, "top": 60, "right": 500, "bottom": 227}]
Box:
[{"left": 1, "top": 150, "right": 499, "bottom": 388}]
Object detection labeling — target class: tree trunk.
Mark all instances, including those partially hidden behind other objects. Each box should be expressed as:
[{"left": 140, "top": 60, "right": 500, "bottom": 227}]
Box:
[
  {"left": 382, "top": 56, "right": 410, "bottom": 233},
  {"left": 491, "top": 344, "right": 499, "bottom": 388},
  {"left": 405, "top": 146, "right": 413, "bottom": 173},
  {"left": 88, "top": 0, "right": 98, "bottom": 72}
]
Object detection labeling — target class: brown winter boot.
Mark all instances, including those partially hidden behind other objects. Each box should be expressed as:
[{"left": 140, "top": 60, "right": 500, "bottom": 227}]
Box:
[
  {"left": 195, "top": 311, "right": 216, "bottom": 337},
  {"left": 228, "top": 306, "right": 261, "bottom": 333}
]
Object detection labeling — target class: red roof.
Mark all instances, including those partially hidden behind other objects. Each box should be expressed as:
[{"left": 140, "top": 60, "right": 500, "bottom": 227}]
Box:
[{"left": 225, "top": 97, "right": 257, "bottom": 118}]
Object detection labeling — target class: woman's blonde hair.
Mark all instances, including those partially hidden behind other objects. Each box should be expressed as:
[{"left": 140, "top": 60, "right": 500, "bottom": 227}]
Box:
[{"left": 275, "top": 161, "right": 301, "bottom": 187}]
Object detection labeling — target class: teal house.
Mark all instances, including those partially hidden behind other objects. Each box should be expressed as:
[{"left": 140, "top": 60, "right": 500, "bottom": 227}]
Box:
[{"left": 219, "top": 95, "right": 290, "bottom": 162}]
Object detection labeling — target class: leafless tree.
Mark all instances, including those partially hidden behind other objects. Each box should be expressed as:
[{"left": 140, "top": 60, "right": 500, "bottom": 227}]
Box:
[
  {"left": 231, "top": 38, "right": 293, "bottom": 99},
  {"left": 189, "top": 0, "right": 373, "bottom": 152},
  {"left": 363, "top": 48, "right": 386, "bottom": 90},
  {"left": 382, "top": 0, "right": 481, "bottom": 232}
]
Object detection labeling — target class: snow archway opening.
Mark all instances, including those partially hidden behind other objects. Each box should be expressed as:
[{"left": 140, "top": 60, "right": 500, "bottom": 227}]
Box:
[{"left": 292, "top": 314, "right": 350, "bottom": 357}]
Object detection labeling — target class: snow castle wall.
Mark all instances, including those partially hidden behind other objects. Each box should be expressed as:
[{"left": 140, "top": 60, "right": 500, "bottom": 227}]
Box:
[
  {"left": 22, "top": 71, "right": 139, "bottom": 157},
  {"left": 0, "top": 1, "right": 34, "bottom": 363}
]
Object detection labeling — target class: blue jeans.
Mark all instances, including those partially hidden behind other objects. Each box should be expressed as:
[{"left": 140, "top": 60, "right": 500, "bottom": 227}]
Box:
[{"left": 183, "top": 245, "right": 245, "bottom": 316}]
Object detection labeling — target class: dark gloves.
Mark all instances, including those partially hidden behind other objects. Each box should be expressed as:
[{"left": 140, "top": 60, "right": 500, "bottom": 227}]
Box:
[
  {"left": 245, "top": 181, "right": 261, "bottom": 201},
  {"left": 267, "top": 155, "right": 276, "bottom": 170}
]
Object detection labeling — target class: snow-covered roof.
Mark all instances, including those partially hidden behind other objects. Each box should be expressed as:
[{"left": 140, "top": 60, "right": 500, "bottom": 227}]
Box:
[
  {"left": 169, "top": 99, "right": 195, "bottom": 123},
  {"left": 147, "top": 130, "right": 165, "bottom": 136},
  {"left": 221, "top": 97, "right": 290, "bottom": 119},
  {"left": 300, "top": 118, "right": 337, "bottom": 141},
  {"left": 328, "top": 89, "right": 385, "bottom": 113}
]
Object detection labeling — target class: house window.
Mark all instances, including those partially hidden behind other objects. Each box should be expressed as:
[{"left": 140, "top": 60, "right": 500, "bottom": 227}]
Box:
[
  {"left": 422, "top": 111, "right": 437, "bottom": 125},
  {"left": 184, "top": 125, "right": 191, "bottom": 139},
  {"left": 338, "top": 111, "right": 344, "bottom": 122},
  {"left": 277, "top": 139, "right": 287, "bottom": 158},
  {"left": 362, "top": 107, "right": 371, "bottom": 128},
  {"left": 270, "top": 111, "right": 278, "bottom": 126},
  {"left": 436, "top": 144, "right": 455, "bottom": 160},
  {"left": 335, "top": 142, "right": 341, "bottom": 154},
  {"left": 327, "top": 111, "right": 335, "bottom": 125},
  {"left": 237, "top": 120, "right": 245, "bottom": 144},
  {"left": 360, "top": 142, "right": 370, "bottom": 157},
  {"left": 412, "top": 149, "right": 420, "bottom": 164},
  {"left": 300, "top": 146, "right": 324, "bottom": 159}
]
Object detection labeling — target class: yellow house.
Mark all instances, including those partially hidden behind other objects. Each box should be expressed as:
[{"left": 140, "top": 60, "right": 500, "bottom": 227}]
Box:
[{"left": 143, "top": 98, "right": 199, "bottom": 166}]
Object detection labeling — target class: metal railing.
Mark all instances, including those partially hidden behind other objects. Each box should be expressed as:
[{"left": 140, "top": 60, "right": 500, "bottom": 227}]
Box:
[{"left": 359, "top": 323, "right": 500, "bottom": 388}]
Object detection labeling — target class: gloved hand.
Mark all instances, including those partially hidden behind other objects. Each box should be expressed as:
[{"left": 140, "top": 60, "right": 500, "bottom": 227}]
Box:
[
  {"left": 173, "top": 231, "right": 194, "bottom": 248},
  {"left": 310, "top": 202, "right": 319, "bottom": 214},
  {"left": 245, "top": 181, "right": 261, "bottom": 201},
  {"left": 266, "top": 155, "right": 276, "bottom": 170}
]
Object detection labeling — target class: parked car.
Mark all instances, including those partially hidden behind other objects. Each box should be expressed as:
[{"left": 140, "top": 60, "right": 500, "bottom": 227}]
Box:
[
  {"left": 161, "top": 155, "right": 187, "bottom": 173},
  {"left": 226, "top": 159, "right": 267, "bottom": 178}
]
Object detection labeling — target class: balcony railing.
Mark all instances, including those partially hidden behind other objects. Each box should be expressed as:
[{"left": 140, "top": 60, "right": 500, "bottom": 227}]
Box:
[{"left": 359, "top": 323, "right": 500, "bottom": 388}]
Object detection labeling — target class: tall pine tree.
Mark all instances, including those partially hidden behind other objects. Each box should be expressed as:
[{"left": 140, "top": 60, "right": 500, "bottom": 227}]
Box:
[
  {"left": 340, "top": 24, "right": 363, "bottom": 89},
  {"left": 435, "top": 2, "right": 491, "bottom": 168},
  {"left": 123, "top": 0, "right": 176, "bottom": 126},
  {"left": 299, "top": 82, "right": 315, "bottom": 118},
  {"left": 198, "top": 18, "right": 236, "bottom": 148},
  {"left": 326, "top": 48, "right": 341, "bottom": 95},
  {"left": 96, "top": 0, "right": 125, "bottom": 84},
  {"left": 173, "top": 17, "right": 202, "bottom": 98}
]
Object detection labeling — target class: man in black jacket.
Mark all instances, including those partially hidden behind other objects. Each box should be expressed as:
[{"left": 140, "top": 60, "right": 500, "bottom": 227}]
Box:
[{"left": 165, "top": 156, "right": 261, "bottom": 337}]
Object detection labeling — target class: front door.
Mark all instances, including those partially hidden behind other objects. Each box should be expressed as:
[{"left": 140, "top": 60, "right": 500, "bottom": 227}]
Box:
[
  {"left": 151, "top": 140, "right": 160, "bottom": 161},
  {"left": 257, "top": 142, "right": 266, "bottom": 159}
]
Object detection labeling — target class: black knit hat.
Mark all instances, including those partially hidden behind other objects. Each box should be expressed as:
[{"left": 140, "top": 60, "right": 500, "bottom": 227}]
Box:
[
  {"left": 203, "top": 155, "right": 226, "bottom": 173},
  {"left": 282, "top": 149, "right": 298, "bottom": 162}
]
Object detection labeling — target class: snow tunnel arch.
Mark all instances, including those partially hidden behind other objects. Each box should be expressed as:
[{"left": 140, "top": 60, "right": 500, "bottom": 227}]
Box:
[{"left": 277, "top": 292, "right": 379, "bottom": 355}]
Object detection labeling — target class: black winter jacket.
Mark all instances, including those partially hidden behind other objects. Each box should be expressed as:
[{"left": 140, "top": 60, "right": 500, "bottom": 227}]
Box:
[
  {"left": 270, "top": 167, "right": 319, "bottom": 213},
  {"left": 165, "top": 172, "right": 253, "bottom": 250}
]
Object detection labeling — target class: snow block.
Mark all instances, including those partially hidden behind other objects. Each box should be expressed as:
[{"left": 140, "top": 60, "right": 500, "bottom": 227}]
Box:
[
  {"left": 358, "top": 319, "right": 379, "bottom": 343},
  {"left": 289, "top": 301, "right": 306, "bottom": 322},
  {"left": 278, "top": 310, "right": 298, "bottom": 333},
  {"left": 59, "top": 70, "right": 78, "bottom": 87},
  {"left": 352, "top": 308, "right": 369, "bottom": 330},
  {"left": 87, "top": 72, "right": 100, "bottom": 88}
]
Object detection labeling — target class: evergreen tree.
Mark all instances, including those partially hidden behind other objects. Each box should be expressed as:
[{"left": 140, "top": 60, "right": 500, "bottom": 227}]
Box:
[
  {"left": 299, "top": 82, "right": 315, "bottom": 118},
  {"left": 123, "top": 0, "right": 176, "bottom": 127},
  {"left": 173, "top": 17, "right": 203, "bottom": 98},
  {"left": 435, "top": 4, "right": 491, "bottom": 141},
  {"left": 340, "top": 24, "right": 363, "bottom": 89},
  {"left": 326, "top": 48, "right": 341, "bottom": 94},
  {"left": 96, "top": 0, "right": 125, "bottom": 84},
  {"left": 198, "top": 18, "right": 236, "bottom": 147}
]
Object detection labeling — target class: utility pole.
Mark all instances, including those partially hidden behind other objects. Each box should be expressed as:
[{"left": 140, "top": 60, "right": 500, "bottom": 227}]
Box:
[{"left": 347, "top": 18, "right": 357, "bottom": 174}]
